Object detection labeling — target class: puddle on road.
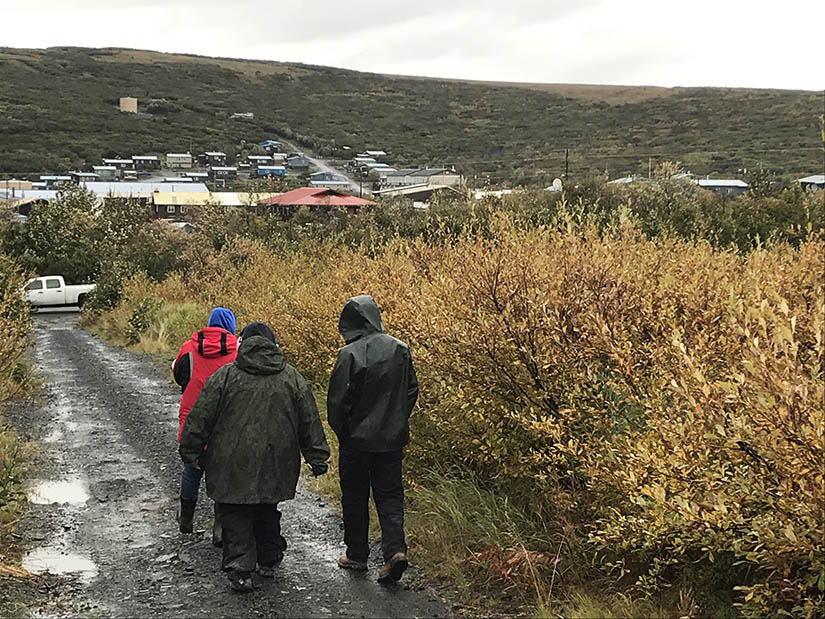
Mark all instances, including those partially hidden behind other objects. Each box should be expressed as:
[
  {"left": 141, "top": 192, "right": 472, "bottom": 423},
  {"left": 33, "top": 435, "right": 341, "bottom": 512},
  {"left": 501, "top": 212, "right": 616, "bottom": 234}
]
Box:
[
  {"left": 23, "top": 546, "right": 98, "bottom": 583},
  {"left": 29, "top": 479, "right": 90, "bottom": 505}
]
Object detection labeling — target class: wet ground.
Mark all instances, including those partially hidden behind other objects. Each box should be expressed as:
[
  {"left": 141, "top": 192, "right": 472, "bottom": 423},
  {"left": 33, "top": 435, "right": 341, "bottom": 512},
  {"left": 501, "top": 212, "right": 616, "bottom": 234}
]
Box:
[{"left": 4, "top": 313, "right": 446, "bottom": 617}]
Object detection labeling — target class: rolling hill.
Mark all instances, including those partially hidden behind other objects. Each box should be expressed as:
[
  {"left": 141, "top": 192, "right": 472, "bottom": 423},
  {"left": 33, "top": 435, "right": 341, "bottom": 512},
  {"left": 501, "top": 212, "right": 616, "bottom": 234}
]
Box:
[{"left": 0, "top": 47, "right": 822, "bottom": 184}]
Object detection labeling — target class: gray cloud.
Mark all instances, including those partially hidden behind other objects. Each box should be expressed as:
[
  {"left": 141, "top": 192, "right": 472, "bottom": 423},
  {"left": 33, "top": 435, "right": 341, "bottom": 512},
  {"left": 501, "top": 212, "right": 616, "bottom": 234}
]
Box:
[{"left": 2, "top": 0, "right": 822, "bottom": 89}]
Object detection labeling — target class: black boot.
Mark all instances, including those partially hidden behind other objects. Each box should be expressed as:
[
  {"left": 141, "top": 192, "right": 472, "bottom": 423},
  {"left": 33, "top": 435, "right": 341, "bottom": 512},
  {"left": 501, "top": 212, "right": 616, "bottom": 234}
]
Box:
[
  {"left": 211, "top": 503, "right": 223, "bottom": 547},
  {"left": 177, "top": 498, "right": 196, "bottom": 533}
]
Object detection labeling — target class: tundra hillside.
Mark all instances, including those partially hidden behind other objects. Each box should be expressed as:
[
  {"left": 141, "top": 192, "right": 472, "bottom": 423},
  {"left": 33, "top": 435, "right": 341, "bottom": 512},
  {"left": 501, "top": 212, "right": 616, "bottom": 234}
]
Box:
[
  {"left": 0, "top": 47, "right": 822, "bottom": 181},
  {"left": 4, "top": 179, "right": 819, "bottom": 616}
]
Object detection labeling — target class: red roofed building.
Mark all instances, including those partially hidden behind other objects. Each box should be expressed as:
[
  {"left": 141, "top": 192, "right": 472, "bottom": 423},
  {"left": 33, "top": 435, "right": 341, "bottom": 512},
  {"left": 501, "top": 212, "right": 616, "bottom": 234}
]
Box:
[{"left": 257, "top": 187, "right": 375, "bottom": 217}]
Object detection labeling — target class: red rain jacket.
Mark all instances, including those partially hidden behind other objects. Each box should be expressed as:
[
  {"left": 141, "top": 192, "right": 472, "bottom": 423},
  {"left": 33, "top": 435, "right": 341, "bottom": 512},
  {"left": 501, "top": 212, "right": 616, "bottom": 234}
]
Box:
[{"left": 173, "top": 327, "right": 238, "bottom": 441}]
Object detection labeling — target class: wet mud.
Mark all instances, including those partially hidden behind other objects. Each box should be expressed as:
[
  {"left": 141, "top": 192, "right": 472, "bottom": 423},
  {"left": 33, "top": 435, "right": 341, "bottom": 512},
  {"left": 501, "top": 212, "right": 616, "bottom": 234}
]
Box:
[{"left": 5, "top": 313, "right": 446, "bottom": 617}]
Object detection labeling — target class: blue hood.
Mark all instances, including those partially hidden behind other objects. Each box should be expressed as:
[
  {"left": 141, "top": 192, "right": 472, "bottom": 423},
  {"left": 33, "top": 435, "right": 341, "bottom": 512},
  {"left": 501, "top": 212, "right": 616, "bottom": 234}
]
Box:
[{"left": 208, "top": 307, "right": 236, "bottom": 334}]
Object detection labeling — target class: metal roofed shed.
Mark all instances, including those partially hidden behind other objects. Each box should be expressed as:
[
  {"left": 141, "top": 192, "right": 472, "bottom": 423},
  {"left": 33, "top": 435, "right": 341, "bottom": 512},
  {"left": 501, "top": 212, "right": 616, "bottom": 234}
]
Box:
[
  {"left": 799, "top": 175, "right": 825, "bottom": 190},
  {"left": 696, "top": 178, "right": 748, "bottom": 197}
]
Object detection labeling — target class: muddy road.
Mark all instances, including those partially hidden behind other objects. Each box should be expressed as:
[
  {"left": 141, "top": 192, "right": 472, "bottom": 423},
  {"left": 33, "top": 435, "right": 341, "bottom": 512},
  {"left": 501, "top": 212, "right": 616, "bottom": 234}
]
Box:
[{"left": 6, "top": 313, "right": 446, "bottom": 617}]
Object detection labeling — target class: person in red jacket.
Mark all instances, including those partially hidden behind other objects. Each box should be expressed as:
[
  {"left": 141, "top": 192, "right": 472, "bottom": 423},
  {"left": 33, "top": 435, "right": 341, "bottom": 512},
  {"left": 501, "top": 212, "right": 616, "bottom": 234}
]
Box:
[{"left": 173, "top": 307, "right": 238, "bottom": 544}]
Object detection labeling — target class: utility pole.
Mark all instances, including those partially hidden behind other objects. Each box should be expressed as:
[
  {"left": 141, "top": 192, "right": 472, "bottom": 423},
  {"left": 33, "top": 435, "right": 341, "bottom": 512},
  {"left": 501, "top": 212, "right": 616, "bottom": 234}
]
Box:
[
  {"left": 648, "top": 157, "right": 652, "bottom": 179},
  {"left": 564, "top": 149, "right": 569, "bottom": 179}
]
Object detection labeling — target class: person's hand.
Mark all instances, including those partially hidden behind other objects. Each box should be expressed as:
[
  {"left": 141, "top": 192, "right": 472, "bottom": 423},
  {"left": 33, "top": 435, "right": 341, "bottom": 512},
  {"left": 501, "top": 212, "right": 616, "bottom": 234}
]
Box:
[{"left": 310, "top": 463, "right": 327, "bottom": 477}]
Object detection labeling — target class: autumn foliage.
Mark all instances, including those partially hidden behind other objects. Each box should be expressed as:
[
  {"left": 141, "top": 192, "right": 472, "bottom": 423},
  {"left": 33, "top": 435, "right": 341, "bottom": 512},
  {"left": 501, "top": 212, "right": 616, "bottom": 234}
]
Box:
[{"left": 93, "top": 211, "right": 823, "bottom": 615}]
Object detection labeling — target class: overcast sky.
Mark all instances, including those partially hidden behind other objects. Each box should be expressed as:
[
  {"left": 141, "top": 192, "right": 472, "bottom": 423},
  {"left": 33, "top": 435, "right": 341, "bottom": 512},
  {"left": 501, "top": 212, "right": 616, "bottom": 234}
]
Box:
[{"left": 2, "top": 0, "right": 822, "bottom": 90}]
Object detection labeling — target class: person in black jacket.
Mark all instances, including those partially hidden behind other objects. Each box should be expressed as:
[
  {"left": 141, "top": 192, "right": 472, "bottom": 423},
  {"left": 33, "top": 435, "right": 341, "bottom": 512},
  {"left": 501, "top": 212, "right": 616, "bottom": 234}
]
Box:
[{"left": 327, "top": 295, "right": 419, "bottom": 583}]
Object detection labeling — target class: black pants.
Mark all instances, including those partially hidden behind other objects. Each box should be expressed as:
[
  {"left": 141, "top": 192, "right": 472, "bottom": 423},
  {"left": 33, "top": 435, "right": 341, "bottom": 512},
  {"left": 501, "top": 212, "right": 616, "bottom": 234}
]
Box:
[
  {"left": 217, "top": 503, "right": 287, "bottom": 574},
  {"left": 339, "top": 447, "right": 406, "bottom": 563}
]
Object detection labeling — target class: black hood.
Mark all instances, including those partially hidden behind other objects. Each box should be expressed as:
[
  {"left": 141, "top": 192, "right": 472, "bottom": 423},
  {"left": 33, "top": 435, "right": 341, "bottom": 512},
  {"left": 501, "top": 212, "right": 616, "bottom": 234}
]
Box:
[
  {"left": 338, "top": 295, "right": 385, "bottom": 344},
  {"left": 236, "top": 336, "right": 285, "bottom": 375}
]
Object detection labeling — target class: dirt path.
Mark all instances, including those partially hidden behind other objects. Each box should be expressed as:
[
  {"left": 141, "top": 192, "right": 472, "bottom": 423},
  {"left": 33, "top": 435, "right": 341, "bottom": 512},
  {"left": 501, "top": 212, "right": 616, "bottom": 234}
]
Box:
[{"left": 6, "top": 313, "right": 446, "bottom": 618}]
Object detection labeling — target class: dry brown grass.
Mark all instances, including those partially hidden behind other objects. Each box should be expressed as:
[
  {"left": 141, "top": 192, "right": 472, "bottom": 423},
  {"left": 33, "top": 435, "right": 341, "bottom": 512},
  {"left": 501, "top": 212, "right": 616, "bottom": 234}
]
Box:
[
  {"left": 383, "top": 73, "right": 680, "bottom": 104},
  {"left": 96, "top": 48, "right": 310, "bottom": 80}
]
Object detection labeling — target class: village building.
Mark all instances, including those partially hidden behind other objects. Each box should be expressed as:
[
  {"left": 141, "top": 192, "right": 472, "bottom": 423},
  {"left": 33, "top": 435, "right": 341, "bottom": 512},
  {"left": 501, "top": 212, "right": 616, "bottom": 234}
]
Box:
[
  {"left": 132, "top": 155, "right": 161, "bottom": 170},
  {"left": 38, "top": 175, "right": 72, "bottom": 189},
  {"left": 119, "top": 97, "right": 138, "bottom": 113},
  {"left": 799, "top": 174, "right": 825, "bottom": 191},
  {"left": 166, "top": 153, "right": 193, "bottom": 169},
  {"left": 254, "top": 166, "right": 286, "bottom": 178},
  {"left": 286, "top": 154, "right": 310, "bottom": 170},
  {"left": 69, "top": 171, "right": 100, "bottom": 183},
  {"left": 92, "top": 165, "right": 118, "bottom": 180},
  {"left": 184, "top": 172, "right": 209, "bottom": 181},
  {"left": 257, "top": 187, "right": 374, "bottom": 217},
  {"left": 203, "top": 151, "right": 227, "bottom": 166},
  {"left": 373, "top": 184, "right": 463, "bottom": 208},
  {"left": 696, "top": 178, "right": 748, "bottom": 197},
  {"left": 151, "top": 191, "right": 281, "bottom": 219},
  {"left": 258, "top": 140, "right": 283, "bottom": 154},
  {"left": 208, "top": 167, "right": 238, "bottom": 181},
  {"left": 102, "top": 158, "right": 135, "bottom": 171},
  {"left": 382, "top": 168, "right": 462, "bottom": 188},
  {"left": 0, "top": 179, "right": 33, "bottom": 195},
  {"left": 247, "top": 155, "right": 273, "bottom": 168}
]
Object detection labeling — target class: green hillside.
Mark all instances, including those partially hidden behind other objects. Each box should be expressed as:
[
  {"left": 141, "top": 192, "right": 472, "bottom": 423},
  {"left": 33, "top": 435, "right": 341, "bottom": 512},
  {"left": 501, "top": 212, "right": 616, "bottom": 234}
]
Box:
[{"left": 0, "top": 46, "right": 822, "bottom": 184}]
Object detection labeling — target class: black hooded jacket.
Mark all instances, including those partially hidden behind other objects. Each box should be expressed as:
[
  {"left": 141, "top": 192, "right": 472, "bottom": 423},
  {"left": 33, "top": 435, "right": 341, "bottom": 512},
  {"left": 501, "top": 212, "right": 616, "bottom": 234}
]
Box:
[{"left": 327, "top": 295, "right": 419, "bottom": 452}]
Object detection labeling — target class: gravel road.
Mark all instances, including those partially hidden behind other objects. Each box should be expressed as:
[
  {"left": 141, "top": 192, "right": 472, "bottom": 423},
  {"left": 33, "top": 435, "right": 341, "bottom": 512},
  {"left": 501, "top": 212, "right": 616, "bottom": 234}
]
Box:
[{"left": 5, "top": 313, "right": 446, "bottom": 618}]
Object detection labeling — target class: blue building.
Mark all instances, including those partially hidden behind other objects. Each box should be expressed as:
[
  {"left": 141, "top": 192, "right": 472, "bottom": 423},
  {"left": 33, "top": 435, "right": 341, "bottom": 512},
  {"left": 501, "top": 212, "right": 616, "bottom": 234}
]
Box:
[
  {"left": 256, "top": 165, "right": 286, "bottom": 177},
  {"left": 258, "top": 140, "right": 283, "bottom": 154}
]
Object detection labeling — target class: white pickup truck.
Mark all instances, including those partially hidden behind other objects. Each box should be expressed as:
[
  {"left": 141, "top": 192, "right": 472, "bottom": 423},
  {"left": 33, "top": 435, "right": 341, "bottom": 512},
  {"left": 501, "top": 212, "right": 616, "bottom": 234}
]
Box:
[{"left": 26, "top": 276, "right": 95, "bottom": 308}]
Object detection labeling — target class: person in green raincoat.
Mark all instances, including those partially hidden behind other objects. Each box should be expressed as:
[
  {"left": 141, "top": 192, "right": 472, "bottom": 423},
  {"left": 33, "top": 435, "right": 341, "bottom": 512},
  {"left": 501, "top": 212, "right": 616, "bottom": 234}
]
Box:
[{"left": 180, "top": 321, "right": 329, "bottom": 592}]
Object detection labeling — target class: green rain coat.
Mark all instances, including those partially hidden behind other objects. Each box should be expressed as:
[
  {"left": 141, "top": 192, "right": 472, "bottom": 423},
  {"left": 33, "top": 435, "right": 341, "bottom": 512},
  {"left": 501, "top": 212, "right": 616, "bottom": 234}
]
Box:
[{"left": 179, "top": 335, "right": 330, "bottom": 504}]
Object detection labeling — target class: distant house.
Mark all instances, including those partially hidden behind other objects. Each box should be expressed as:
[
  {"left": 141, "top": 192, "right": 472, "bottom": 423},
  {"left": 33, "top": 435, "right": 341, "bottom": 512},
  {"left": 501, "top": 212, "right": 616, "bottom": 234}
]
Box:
[
  {"left": 383, "top": 168, "right": 461, "bottom": 188},
  {"left": 119, "top": 97, "right": 137, "bottom": 113},
  {"left": 255, "top": 166, "right": 286, "bottom": 177},
  {"left": 166, "top": 153, "right": 193, "bottom": 169},
  {"left": 163, "top": 176, "right": 194, "bottom": 183},
  {"left": 270, "top": 152, "right": 288, "bottom": 163},
  {"left": 38, "top": 175, "right": 72, "bottom": 189},
  {"left": 231, "top": 112, "right": 254, "bottom": 120},
  {"left": 0, "top": 179, "right": 33, "bottom": 195},
  {"left": 373, "top": 184, "right": 462, "bottom": 208},
  {"left": 204, "top": 151, "right": 227, "bottom": 166},
  {"left": 799, "top": 174, "right": 825, "bottom": 191},
  {"left": 184, "top": 171, "right": 209, "bottom": 181},
  {"left": 310, "top": 180, "right": 353, "bottom": 189},
  {"left": 286, "top": 154, "right": 310, "bottom": 170},
  {"left": 132, "top": 155, "right": 160, "bottom": 170},
  {"left": 696, "top": 179, "right": 748, "bottom": 197},
  {"left": 309, "top": 171, "right": 335, "bottom": 182},
  {"left": 103, "top": 158, "right": 135, "bottom": 171},
  {"left": 364, "top": 150, "right": 387, "bottom": 160},
  {"left": 247, "top": 155, "right": 273, "bottom": 168},
  {"left": 92, "top": 165, "right": 118, "bottom": 180},
  {"left": 258, "top": 140, "right": 283, "bottom": 154},
  {"left": 69, "top": 171, "right": 100, "bottom": 183},
  {"left": 209, "top": 166, "right": 238, "bottom": 180},
  {"left": 257, "top": 187, "right": 374, "bottom": 217}
]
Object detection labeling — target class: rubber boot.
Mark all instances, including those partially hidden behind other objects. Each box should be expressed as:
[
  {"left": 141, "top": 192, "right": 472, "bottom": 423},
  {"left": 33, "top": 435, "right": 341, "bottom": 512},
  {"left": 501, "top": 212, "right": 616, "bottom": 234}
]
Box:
[
  {"left": 177, "top": 498, "right": 196, "bottom": 534},
  {"left": 211, "top": 503, "right": 223, "bottom": 547}
]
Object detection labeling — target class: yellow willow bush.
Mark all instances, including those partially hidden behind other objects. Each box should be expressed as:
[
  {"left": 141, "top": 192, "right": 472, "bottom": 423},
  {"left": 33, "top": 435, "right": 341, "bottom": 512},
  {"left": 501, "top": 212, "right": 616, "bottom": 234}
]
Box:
[{"left": 103, "top": 216, "right": 823, "bottom": 614}]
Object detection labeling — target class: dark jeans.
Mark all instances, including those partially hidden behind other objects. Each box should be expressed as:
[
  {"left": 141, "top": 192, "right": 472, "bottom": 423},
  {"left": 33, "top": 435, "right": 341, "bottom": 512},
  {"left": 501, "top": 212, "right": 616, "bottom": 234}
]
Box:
[
  {"left": 180, "top": 463, "right": 203, "bottom": 502},
  {"left": 218, "top": 503, "right": 287, "bottom": 574},
  {"left": 339, "top": 447, "right": 406, "bottom": 563}
]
